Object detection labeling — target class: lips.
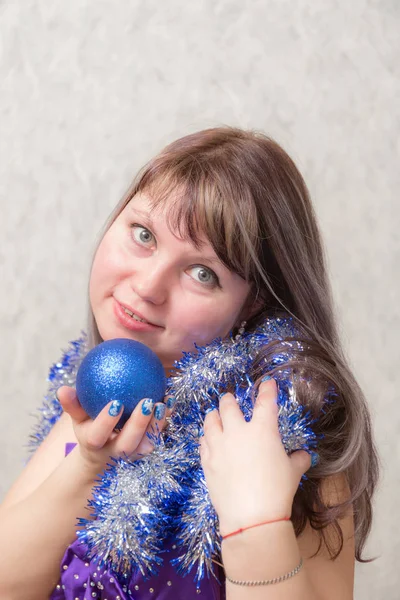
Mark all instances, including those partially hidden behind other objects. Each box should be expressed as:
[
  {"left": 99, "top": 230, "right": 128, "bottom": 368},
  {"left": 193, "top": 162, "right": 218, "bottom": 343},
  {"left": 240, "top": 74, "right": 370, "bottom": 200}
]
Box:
[{"left": 116, "top": 299, "right": 161, "bottom": 328}]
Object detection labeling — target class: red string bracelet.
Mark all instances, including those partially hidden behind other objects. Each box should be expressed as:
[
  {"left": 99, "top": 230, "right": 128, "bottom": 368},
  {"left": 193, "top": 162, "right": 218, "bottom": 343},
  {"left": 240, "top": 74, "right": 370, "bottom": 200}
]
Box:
[{"left": 221, "top": 516, "right": 291, "bottom": 541}]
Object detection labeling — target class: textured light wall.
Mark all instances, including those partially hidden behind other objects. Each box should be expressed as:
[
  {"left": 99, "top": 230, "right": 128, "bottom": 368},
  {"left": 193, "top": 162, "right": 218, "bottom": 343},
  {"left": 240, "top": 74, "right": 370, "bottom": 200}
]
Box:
[{"left": 0, "top": 0, "right": 398, "bottom": 597}]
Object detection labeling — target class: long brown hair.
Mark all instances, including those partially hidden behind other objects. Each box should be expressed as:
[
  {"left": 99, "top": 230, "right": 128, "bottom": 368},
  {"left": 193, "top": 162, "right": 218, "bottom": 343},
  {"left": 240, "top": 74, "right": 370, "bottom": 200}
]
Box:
[{"left": 87, "top": 127, "right": 379, "bottom": 561}]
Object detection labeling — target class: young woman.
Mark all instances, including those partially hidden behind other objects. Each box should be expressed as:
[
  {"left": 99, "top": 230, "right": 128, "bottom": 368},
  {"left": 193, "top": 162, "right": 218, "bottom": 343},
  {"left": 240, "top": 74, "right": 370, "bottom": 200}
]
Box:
[{"left": 0, "top": 127, "right": 378, "bottom": 599}]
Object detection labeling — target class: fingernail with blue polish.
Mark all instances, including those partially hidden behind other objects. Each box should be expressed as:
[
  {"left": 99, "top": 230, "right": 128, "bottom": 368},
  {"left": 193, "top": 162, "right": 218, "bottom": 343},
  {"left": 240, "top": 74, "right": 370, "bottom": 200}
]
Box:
[
  {"left": 261, "top": 375, "right": 271, "bottom": 382},
  {"left": 310, "top": 451, "right": 320, "bottom": 468},
  {"left": 142, "top": 398, "right": 154, "bottom": 416},
  {"left": 109, "top": 400, "right": 123, "bottom": 417},
  {"left": 166, "top": 397, "right": 176, "bottom": 410},
  {"left": 154, "top": 403, "right": 166, "bottom": 420},
  {"left": 205, "top": 407, "right": 215, "bottom": 415}
]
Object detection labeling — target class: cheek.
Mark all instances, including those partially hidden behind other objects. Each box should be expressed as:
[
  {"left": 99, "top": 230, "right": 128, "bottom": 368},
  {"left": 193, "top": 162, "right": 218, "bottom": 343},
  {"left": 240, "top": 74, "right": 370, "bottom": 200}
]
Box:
[
  {"left": 90, "top": 239, "right": 123, "bottom": 297},
  {"left": 170, "top": 277, "right": 251, "bottom": 349},
  {"left": 171, "top": 297, "right": 241, "bottom": 346}
]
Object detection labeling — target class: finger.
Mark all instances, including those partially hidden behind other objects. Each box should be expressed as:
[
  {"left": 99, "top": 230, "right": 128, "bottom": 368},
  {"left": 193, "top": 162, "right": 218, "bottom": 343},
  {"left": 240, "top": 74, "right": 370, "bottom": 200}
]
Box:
[
  {"left": 165, "top": 396, "right": 176, "bottom": 418},
  {"left": 203, "top": 407, "right": 223, "bottom": 441},
  {"left": 218, "top": 392, "right": 243, "bottom": 429},
  {"left": 252, "top": 376, "right": 279, "bottom": 428},
  {"left": 198, "top": 435, "right": 210, "bottom": 463},
  {"left": 85, "top": 399, "right": 125, "bottom": 450},
  {"left": 113, "top": 397, "right": 156, "bottom": 456},
  {"left": 57, "top": 386, "right": 88, "bottom": 424}
]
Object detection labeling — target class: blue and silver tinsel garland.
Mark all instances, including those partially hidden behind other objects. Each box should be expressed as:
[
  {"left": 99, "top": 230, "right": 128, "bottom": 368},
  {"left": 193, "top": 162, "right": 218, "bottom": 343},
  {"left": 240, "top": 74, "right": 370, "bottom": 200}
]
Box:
[
  {"left": 28, "top": 333, "right": 88, "bottom": 453},
  {"left": 29, "top": 316, "right": 328, "bottom": 585}
]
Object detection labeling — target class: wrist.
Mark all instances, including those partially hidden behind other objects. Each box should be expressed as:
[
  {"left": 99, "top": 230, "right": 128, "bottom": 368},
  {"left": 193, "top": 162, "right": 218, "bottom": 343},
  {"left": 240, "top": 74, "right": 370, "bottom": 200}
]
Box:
[
  {"left": 218, "top": 507, "right": 292, "bottom": 540},
  {"left": 221, "top": 515, "right": 291, "bottom": 540},
  {"left": 221, "top": 520, "right": 300, "bottom": 581},
  {"left": 222, "top": 518, "right": 294, "bottom": 551},
  {"left": 68, "top": 445, "right": 107, "bottom": 482}
]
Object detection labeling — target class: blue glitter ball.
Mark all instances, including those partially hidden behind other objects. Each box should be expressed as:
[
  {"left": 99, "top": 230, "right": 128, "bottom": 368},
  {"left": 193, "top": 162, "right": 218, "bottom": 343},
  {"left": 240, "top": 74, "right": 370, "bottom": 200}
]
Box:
[{"left": 76, "top": 339, "right": 166, "bottom": 428}]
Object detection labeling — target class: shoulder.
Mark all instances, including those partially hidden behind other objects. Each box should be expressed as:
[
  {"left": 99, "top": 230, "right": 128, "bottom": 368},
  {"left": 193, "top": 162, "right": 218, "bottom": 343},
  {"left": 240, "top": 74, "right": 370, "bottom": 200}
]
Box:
[{"left": 297, "top": 473, "right": 355, "bottom": 599}]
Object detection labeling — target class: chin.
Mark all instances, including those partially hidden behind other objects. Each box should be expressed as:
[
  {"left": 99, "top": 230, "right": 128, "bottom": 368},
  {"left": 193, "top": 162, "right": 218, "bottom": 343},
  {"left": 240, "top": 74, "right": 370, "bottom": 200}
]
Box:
[{"left": 95, "top": 322, "right": 122, "bottom": 343}]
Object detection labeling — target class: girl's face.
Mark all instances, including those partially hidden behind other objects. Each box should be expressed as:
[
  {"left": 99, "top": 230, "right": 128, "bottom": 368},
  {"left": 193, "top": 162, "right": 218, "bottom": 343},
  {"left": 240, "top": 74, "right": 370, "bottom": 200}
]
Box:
[{"left": 90, "top": 193, "right": 253, "bottom": 372}]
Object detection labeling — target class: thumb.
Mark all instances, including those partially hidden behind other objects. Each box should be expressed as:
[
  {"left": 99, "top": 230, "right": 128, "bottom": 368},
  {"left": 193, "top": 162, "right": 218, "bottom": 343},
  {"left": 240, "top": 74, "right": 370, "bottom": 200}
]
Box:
[
  {"left": 290, "top": 449, "right": 313, "bottom": 480},
  {"left": 56, "top": 386, "right": 88, "bottom": 424}
]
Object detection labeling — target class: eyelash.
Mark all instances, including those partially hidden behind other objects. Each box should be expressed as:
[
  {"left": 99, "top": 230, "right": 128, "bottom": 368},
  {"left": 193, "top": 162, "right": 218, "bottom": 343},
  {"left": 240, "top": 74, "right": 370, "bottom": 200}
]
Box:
[{"left": 129, "top": 223, "right": 221, "bottom": 288}]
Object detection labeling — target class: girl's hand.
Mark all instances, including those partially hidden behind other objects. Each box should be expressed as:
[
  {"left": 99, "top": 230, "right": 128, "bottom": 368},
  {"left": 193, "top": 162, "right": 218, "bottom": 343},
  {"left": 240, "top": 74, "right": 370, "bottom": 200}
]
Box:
[
  {"left": 199, "top": 378, "right": 312, "bottom": 537},
  {"left": 57, "top": 386, "right": 170, "bottom": 472}
]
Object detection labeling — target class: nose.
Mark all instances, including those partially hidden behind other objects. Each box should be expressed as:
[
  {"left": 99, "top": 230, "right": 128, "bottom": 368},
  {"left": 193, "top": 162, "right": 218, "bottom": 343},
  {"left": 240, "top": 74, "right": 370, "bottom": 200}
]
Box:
[{"left": 130, "top": 261, "right": 168, "bottom": 306}]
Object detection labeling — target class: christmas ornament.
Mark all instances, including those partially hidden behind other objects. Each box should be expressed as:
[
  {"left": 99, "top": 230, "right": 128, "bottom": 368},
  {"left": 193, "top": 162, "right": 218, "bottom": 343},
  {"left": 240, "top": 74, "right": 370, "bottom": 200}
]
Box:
[{"left": 76, "top": 338, "right": 166, "bottom": 428}]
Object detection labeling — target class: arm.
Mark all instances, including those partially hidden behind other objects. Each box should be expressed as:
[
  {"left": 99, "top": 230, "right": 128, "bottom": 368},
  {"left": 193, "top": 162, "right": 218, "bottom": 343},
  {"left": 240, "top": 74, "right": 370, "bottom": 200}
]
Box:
[
  {"left": 0, "top": 445, "right": 100, "bottom": 599},
  {"left": 0, "top": 388, "right": 168, "bottom": 600},
  {"left": 222, "top": 521, "right": 316, "bottom": 600},
  {"left": 200, "top": 379, "right": 355, "bottom": 600},
  {"left": 222, "top": 477, "right": 354, "bottom": 599}
]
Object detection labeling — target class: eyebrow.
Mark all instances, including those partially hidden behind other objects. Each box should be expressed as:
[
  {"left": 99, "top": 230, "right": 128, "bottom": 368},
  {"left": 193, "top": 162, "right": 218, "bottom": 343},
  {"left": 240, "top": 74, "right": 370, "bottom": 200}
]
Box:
[
  {"left": 128, "top": 205, "right": 223, "bottom": 267},
  {"left": 129, "top": 206, "right": 151, "bottom": 218}
]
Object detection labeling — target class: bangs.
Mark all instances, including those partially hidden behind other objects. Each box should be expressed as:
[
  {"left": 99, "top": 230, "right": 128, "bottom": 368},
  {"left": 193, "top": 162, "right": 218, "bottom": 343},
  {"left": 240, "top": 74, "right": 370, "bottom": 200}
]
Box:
[{"left": 132, "top": 157, "right": 259, "bottom": 282}]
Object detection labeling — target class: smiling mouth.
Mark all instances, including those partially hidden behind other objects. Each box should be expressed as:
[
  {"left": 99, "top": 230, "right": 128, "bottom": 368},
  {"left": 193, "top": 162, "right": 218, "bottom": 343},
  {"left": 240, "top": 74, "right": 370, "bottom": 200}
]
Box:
[{"left": 122, "top": 306, "right": 149, "bottom": 324}]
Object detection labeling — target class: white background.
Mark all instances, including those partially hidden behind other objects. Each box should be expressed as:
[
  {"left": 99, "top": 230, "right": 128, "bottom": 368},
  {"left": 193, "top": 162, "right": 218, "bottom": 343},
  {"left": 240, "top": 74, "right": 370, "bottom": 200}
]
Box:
[{"left": 0, "top": 1, "right": 398, "bottom": 597}]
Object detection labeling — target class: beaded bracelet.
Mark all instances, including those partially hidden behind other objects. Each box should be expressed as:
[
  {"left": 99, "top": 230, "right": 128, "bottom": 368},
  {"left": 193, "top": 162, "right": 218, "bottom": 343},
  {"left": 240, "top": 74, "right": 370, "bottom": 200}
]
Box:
[{"left": 225, "top": 557, "right": 303, "bottom": 586}]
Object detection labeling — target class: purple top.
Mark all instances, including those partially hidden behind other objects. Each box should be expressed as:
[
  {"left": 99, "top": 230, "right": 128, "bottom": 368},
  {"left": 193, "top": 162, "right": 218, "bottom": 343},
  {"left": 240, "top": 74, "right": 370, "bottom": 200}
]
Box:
[{"left": 49, "top": 443, "right": 225, "bottom": 600}]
